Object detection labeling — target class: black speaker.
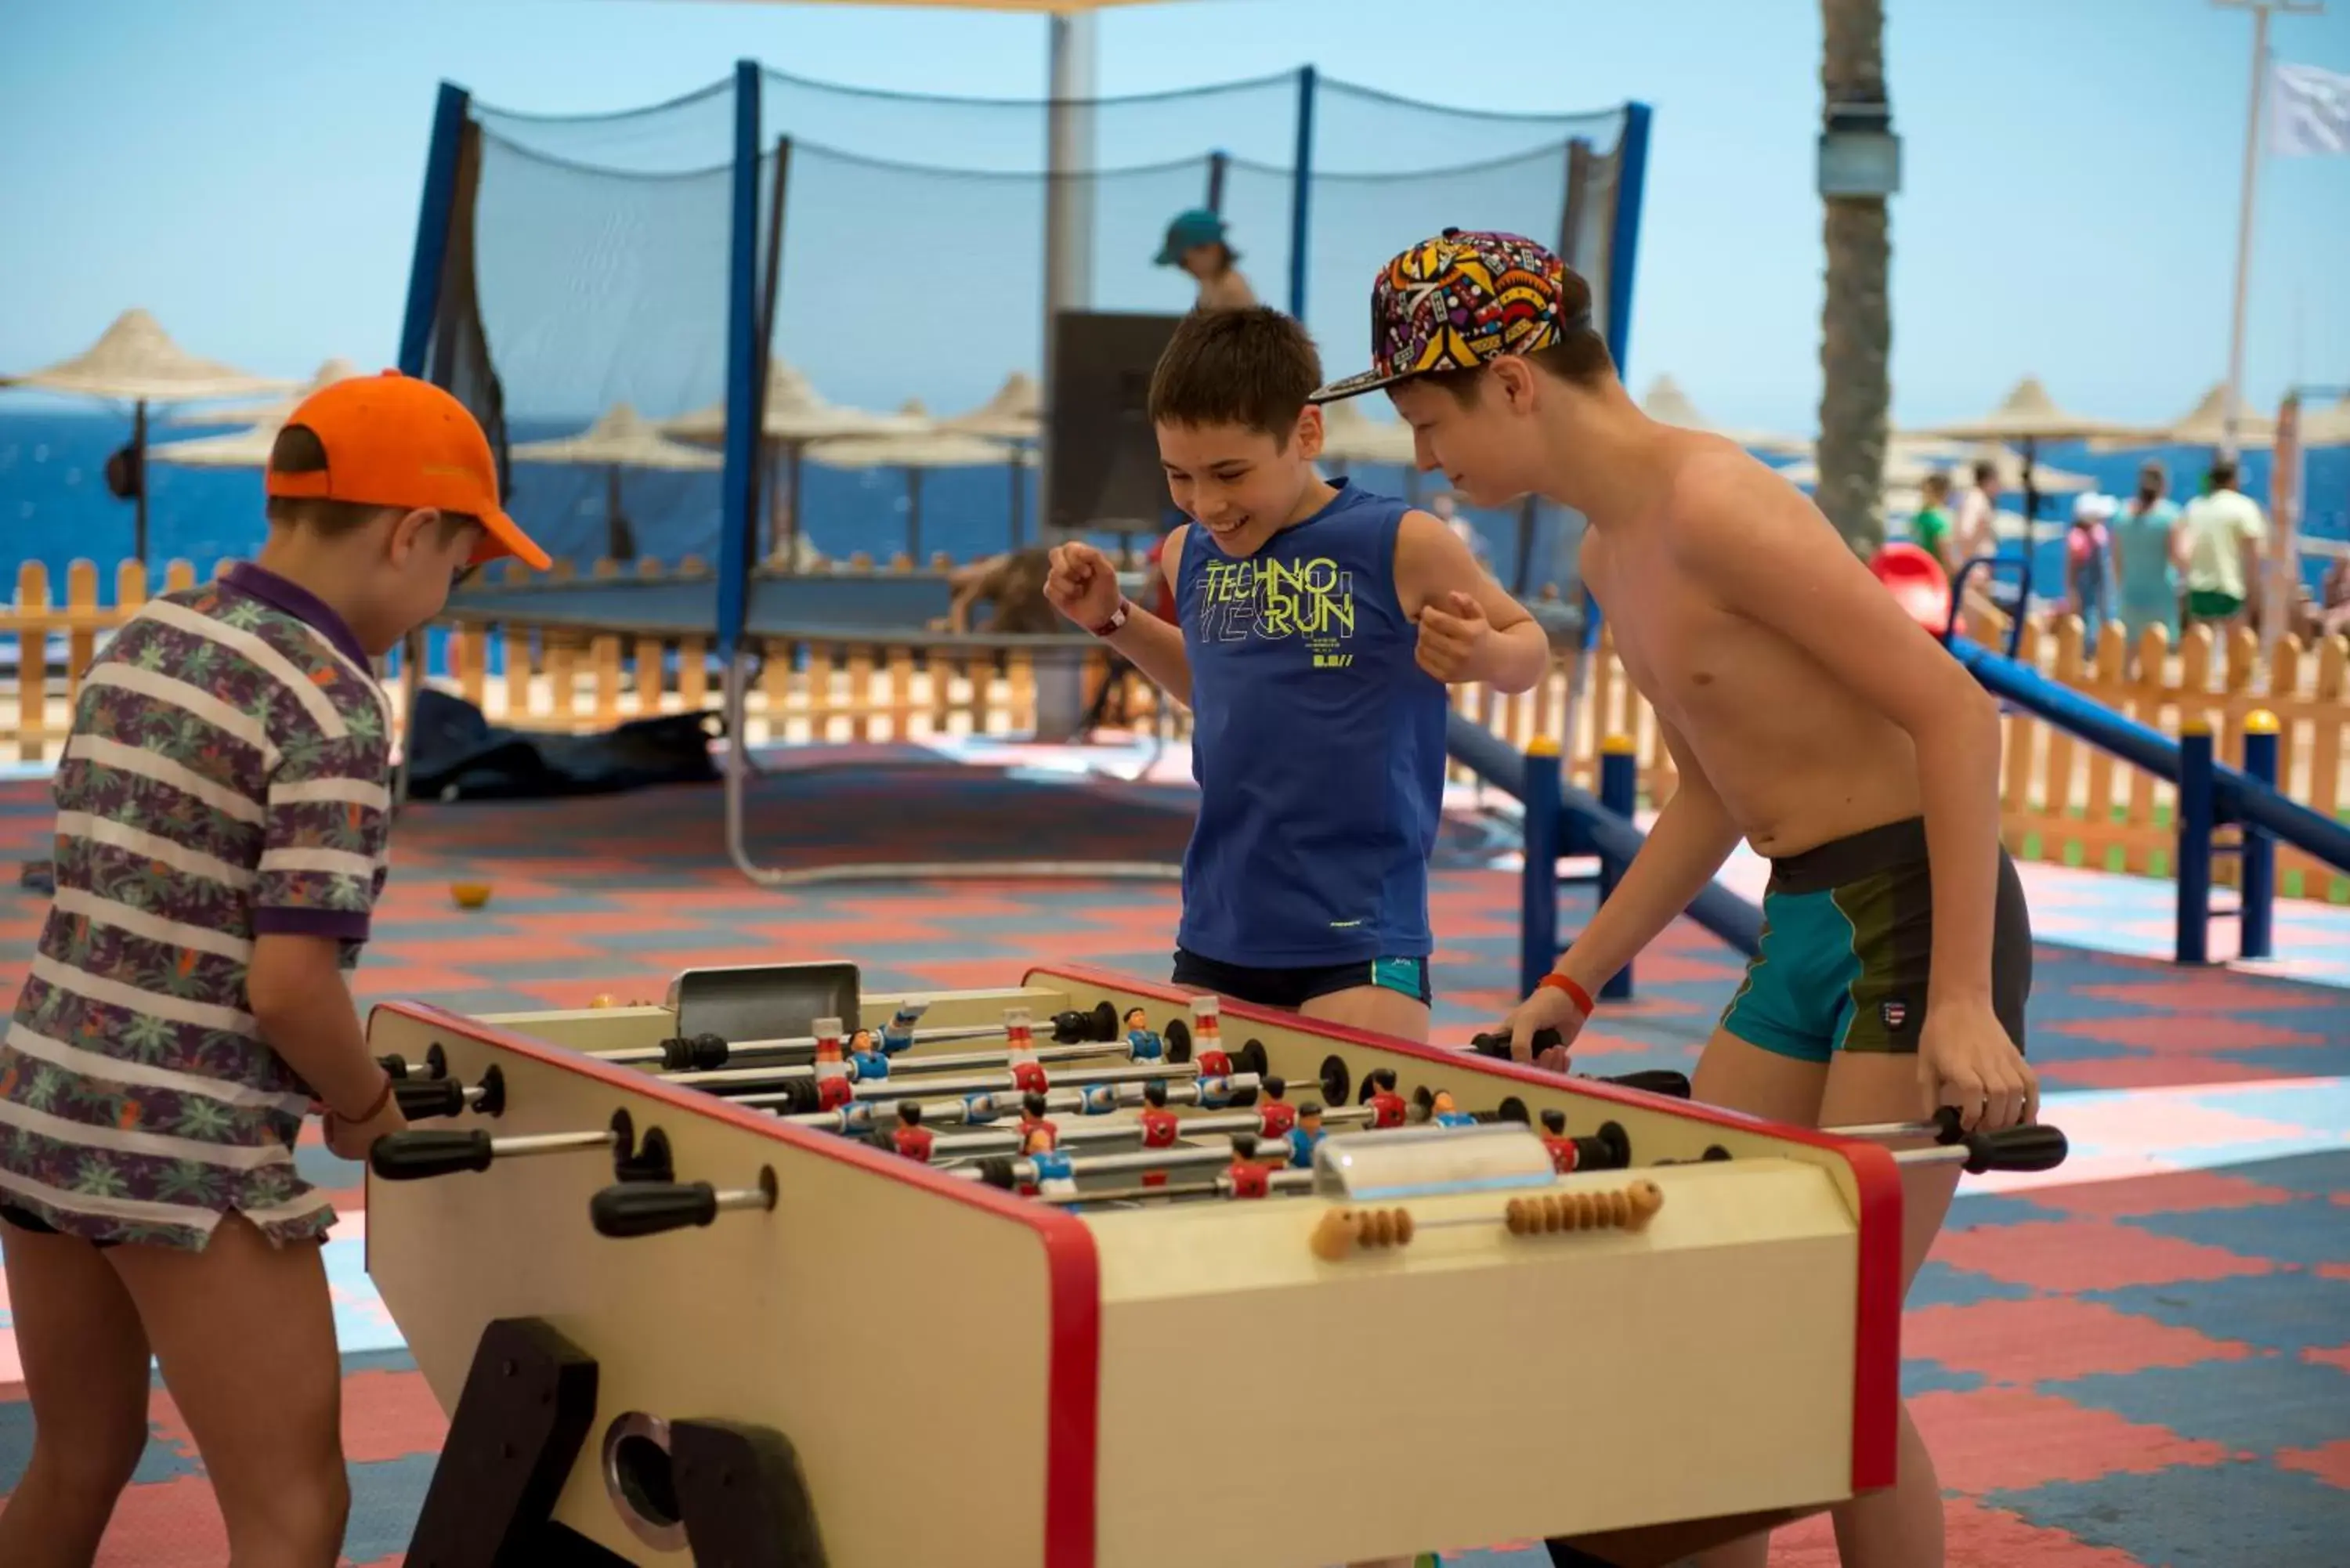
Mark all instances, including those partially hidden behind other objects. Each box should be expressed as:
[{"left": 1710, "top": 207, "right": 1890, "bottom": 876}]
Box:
[{"left": 1046, "top": 310, "right": 1184, "bottom": 536}]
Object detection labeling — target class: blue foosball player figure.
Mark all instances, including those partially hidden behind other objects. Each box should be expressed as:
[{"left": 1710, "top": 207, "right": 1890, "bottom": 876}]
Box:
[
  {"left": 1123, "top": 1006, "right": 1163, "bottom": 1064},
  {"left": 1287, "top": 1102, "right": 1326, "bottom": 1169},
  {"left": 848, "top": 1028, "right": 890, "bottom": 1081},
  {"left": 880, "top": 1003, "right": 927, "bottom": 1056},
  {"left": 1430, "top": 1090, "right": 1477, "bottom": 1128}
]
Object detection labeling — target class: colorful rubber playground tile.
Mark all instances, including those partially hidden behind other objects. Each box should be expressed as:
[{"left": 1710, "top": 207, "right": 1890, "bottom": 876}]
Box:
[{"left": 1, "top": 755, "right": 2345, "bottom": 1565}]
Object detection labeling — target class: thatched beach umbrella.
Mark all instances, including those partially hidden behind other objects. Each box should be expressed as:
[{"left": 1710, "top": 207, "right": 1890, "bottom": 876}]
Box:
[
  {"left": 164, "top": 357, "right": 361, "bottom": 429},
  {"left": 1318, "top": 397, "right": 1418, "bottom": 468},
  {"left": 664, "top": 359, "right": 928, "bottom": 565},
  {"left": 0, "top": 309, "right": 293, "bottom": 560},
  {"left": 942, "top": 372, "right": 1043, "bottom": 548},
  {"left": 807, "top": 399, "right": 1027, "bottom": 560},
  {"left": 1916, "top": 377, "right": 2164, "bottom": 596},
  {"left": 1636, "top": 375, "right": 1810, "bottom": 457},
  {"left": 1778, "top": 440, "right": 2094, "bottom": 500},
  {"left": 150, "top": 422, "right": 284, "bottom": 471},
  {"left": 2087, "top": 383, "right": 2280, "bottom": 453},
  {"left": 512, "top": 403, "right": 722, "bottom": 562}
]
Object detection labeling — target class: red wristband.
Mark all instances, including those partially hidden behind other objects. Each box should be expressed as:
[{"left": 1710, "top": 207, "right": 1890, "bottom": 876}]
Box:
[
  {"left": 1538, "top": 973, "right": 1595, "bottom": 1016},
  {"left": 335, "top": 1071, "right": 395, "bottom": 1125},
  {"left": 1089, "top": 600, "right": 1132, "bottom": 638}
]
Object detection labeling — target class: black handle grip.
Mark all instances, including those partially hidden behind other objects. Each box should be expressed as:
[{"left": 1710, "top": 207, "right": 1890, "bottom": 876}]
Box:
[
  {"left": 1594, "top": 1069, "right": 1692, "bottom": 1100},
  {"left": 1962, "top": 1123, "right": 2069, "bottom": 1175},
  {"left": 590, "top": 1181, "right": 720, "bottom": 1239},
  {"left": 371, "top": 1129, "right": 494, "bottom": 1181},
  {"left": 1469, "top": 1027, "right": 1564, "bottom": 1060},
  {"left": 394, "top": 1078, "right": 465, "bottom": 1120},
  {"left": 660, "top": 1033, "right": 732, "bottom": 1072}
]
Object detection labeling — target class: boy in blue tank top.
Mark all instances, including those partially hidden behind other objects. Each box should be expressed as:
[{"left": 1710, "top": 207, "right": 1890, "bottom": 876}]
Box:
[{"left": 1043, "top": 307, "right": 1549, "bottom": 1042}]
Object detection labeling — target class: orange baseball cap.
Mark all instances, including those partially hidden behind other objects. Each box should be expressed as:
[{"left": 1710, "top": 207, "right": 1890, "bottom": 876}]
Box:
[{"left": 263, "top": 370, "right": 551, "bottom": 570}]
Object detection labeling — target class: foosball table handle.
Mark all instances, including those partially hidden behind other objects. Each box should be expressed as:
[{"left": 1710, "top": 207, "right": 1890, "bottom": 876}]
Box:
[
  {"left": 1960, "top": 1122, "right": 2070, "bottom": 1175},
  {"left": 1465, "top": 1033, "right": 1693, "bottom": 1100},
  {"left": 372, "top": 1129, "right": 496, "bottom": 1181},
  {"left": 590, "top": 1168, "right": 779, "bottom": 1240},
  {"left": 393, "top": 1078, "right": 467, "bottom": 1120}
]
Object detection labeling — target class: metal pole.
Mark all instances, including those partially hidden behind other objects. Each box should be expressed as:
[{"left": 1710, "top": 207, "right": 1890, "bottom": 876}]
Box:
[
  {"left": 1520, "top": 736, "right": 1564, "bottom": 998},
  {"left": 1596, "top": 735, "right": 1637, "bottom": 1001},
  {"left": 1038, "top": 12, "right": 1098, "bottom": 546},
  {"left": 2218, "top": 0, "right": 2272, "bottom": 458},
  {"left": 2177, "top": 721, "right": 2216, "bottom": 965},
  {"left": 2240, "top": 710, "right": 2280, "bottom": 959}
]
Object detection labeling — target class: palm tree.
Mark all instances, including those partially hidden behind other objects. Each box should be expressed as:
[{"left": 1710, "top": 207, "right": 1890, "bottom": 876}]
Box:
[{"left": 1817, "top": 0, "right": 1891, "bottom": 555}]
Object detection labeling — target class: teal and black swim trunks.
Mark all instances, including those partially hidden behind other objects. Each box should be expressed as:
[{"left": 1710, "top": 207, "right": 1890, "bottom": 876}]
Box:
[{"left": 1720, "top": 818, "right": 2031, "bottom": 1063}]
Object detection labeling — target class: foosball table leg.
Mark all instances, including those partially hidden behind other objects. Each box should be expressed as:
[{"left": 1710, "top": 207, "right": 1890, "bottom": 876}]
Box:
[
  {"left": 672, "top": 1418, "right": 830, "bottom": 1567},
  {"left": 403, "top": 1317, "right": 606, "bottom": 1568}
]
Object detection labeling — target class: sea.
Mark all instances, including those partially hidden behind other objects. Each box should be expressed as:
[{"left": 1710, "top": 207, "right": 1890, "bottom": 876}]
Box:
[{"left": 5, "top": 409, "right": 2345, "bottom": 676}]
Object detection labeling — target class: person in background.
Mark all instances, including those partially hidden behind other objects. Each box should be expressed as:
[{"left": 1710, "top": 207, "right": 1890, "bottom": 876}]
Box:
[
  {"left": 1155, "top": 208, "right": 1256, "bottom": 313},
  {"left": 2110, "top": 459, "right": 2183, "bottom": 667},
  {"left": 1430, "top": 490, "right": 1489, "bottom": 568},
  {"left": 2314, "top": 551, "right": 2350, "bottom": 639},
  {"left": 939, "top": 547, "right": 1060, "bottom": 634},
  {"left": 2063, "top": 493, "right": 2116, "bottom": 656},
  {"left": 1951, "top": 459, "right": 2006, "bottom": 629},
  {"left": 1911, "top": 471, "right": 1957, "bottom": 576},
  {"left": 2178, "top": 455, "right": 2268, "bottom": 630}
]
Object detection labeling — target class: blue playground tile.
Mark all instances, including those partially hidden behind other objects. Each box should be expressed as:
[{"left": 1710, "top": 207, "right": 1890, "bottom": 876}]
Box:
[
  {"left": 2124, "top": 1198, "right": 2350, "bottom": 1273},
  {"left": 1905, "top": 1259, "right": 2044, "bottom": 1309},
  {"left": 2085, "top": 1270, "right": 2350, "bottom": 1360},
  {"left": 1945, "top": 1191, "right": 2070, "bottom": 1231},
  {"left": 2199, "top": 1079, "right": 2350, "bottom": 1133},
  {"left": 2220, "top": 1147, "right": 2350, "bottom": 1201},
  {"left": 1900, "top": 1359, "right": 1990, "bottom": 1397},
  {"left": 1989, "top": 1460, "right": 2350, "bottom": 1568},
  {"left": 342, "top": 1451, "right": 440, "bottom": 1560},
  {"left": 0, "top": 1381, "right": 212, "bottom": 1490},
  {"left": 294, "top": 1140, "right": 361, "bottom": 1190},
  {"left": 2046, "top": 1357, "right": 2350, "bottom": 1454},
  {"left": 2223, "top": 1042, "right": 2350, "bottom": 1078}
]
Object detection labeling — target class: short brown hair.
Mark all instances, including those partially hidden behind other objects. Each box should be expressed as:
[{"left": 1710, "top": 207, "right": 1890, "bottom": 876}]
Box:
[
  {"left": 1424, "top": 266, "right": 1612, "bottom": 405},
  {"left": 264, "top": 424, "right": 481, "bottom": 543},
  {"left": 1147, "top": 307, "right": 1321, "bottom": 440}
]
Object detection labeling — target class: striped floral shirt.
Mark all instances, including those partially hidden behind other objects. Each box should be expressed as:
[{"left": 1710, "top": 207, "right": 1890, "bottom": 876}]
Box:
[{"left": 1, "top": 563, "right": 392, "bottom": 1250}]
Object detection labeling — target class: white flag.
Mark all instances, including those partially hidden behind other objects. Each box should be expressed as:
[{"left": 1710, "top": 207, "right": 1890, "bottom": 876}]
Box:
[{"left": 2271, "top": 60, "right": 2350, "bottom": 157}]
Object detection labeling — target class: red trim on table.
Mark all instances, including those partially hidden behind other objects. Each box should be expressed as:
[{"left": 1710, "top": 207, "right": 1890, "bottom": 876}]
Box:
[
  {"left": 368, "top": 1000, "right": 1102, "bottom": 1568},
  {"left": 1031, "top": 963, "right": 1904, "bottom": 1494}
]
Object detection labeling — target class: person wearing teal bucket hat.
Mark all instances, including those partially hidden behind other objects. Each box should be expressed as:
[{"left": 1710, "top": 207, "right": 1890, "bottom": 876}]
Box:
[{"left": 1155, "top": 207, "right": 1256, "bottom": 312}]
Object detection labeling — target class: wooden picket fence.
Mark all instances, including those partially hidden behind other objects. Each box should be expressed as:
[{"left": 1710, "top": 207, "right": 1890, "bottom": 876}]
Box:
[
  {"left": 0, "top": 555, "right": 1177, "bottom": 764},
  {"left": 8, "top": 555, "right": 2348, "bottom": 898},
  {"left": 1459, "top": 616, "right": 2350, "bottom": 901}
]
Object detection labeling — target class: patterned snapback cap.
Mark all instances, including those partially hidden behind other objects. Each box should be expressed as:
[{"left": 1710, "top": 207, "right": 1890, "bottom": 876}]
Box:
[{"left": 1309, "top": 228, "right": 1588, "bottom": 404}]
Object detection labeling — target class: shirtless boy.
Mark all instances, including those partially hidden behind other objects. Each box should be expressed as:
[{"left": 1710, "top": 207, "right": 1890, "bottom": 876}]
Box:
[{"left": 1311, "top": 229, "right": 2037, "bottom": 1568}]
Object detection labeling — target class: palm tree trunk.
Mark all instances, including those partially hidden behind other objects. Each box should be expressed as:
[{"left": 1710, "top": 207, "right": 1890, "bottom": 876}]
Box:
[{"left": 1817, "top": 0, "right": 1890, "bottom": 556}]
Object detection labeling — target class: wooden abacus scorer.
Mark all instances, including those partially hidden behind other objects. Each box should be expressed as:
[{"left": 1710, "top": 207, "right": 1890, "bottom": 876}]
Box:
[{"left": 363, "top": 961, "right": 2066, "bottom": 1568}]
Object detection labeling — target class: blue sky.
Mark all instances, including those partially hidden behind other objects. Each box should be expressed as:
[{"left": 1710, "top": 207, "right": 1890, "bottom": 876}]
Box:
[{"left": 2, "top": 0, "right": 2345, "bottom": 435}]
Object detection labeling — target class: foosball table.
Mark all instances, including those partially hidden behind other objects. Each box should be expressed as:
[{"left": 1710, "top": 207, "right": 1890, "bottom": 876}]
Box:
[{"left": 363, "top": 962, "right": 2066, "bottom": 1568}]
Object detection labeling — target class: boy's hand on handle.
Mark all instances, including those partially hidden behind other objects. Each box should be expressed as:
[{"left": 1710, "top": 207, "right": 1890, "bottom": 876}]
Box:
[
  {"left": 326, "top": 1087, "right": 410, "bottom": 1163},
  {"left": 1045, "top": 543, "right": 1122, "bottom": 628},
  {"left": 1495, "top": 983, "right": 1589, "bottom": 1073},
  {"left": 1415, "top": 591, "right": 1490, "bottom": 682},
  {"left": 1918, "top": 1000, "right": 2039, "bottom": 1133}
]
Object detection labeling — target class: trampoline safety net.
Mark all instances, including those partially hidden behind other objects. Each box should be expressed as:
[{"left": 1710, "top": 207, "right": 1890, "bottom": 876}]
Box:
[{"left": 409, "top": 65, "right": 1643, "bottom": 593}]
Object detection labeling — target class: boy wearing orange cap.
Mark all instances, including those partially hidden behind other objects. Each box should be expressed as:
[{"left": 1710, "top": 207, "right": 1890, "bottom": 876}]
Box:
[{"left": 0, "top": 372, "right": 548, "bottom": 1566}]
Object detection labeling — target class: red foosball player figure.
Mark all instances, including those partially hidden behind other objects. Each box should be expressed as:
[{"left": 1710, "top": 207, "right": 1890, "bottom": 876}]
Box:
[
  {"left": 1539, "top": 1108, "right": 1578, "bottom": 1175},
  {"left": 1256, "top": 1075, "right": 1296, "bottom": 1140},
  {"left": 1225, "top": 1133, "right": 1272, "bottom": 1200},
  {"left": 892, "top": 1100, "right": 935, "bottom": 1163},
  {"left": 812, "top": 1017, "right": 855, "bottom": 1111},
  {"left": 1018, "top": 1091, "right": 1061, "bottom": 1158},
  {"left": 1191, "top": 995, "right": 1231, "bottom": 1079},
  {"left": 1137, "top": 1079, "right": 1180, "bottom": 1188},
  {"left": 1005, "top": 1006, "right": 1049, "bottom": 1094},
  {"left": 1365, "top": 1068, "right": 1408, "bottom": 1130}
]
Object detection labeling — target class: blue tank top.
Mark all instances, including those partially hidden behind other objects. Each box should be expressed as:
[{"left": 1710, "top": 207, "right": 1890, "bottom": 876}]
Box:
[{"left": 1175, "top": 481, "right": 1448, "bottom": 966}]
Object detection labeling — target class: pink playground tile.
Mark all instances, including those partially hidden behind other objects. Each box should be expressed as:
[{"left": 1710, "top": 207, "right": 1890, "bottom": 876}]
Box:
[
  {"left": 2276, "top": 1439, "right": 2350, "bottom": 1490},
  {"left": 2034, "top": 1054, "right": 2302, "bottom": 1090},
  {"left": 2047, "top": 1014, "right": 2334, "bottom": 1053},
  {"left": 2303, "top": 1345, "right": 2350, "bottom": 1375},
  {"left": 91, "top": 1472, "right": 231, "bottom": 1566},
  {"left": 1930, "top": 1217, "right": 2274, "bottom": 1292},
  {"left": 2030, "top": 1167, "right": 2308, "bottom": 1219},
  {"left": 1903, "top": 1295, "right": 2254, "bottom": 1384},
  {"left": 2073, "top": 977, "right": 2350, "bottom": 1013},
  {"left": 1906, "top": 1386, "right": 2234, "bottom": 1494}
]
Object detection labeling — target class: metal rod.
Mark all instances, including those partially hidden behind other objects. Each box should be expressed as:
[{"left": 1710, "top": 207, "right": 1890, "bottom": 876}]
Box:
[
  {"left": 662, "top": 1039, "right": 1133, "bottom": 1089},
  {"left": 490, "top": 1130, "right": 619, "bottom": 1159}
]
